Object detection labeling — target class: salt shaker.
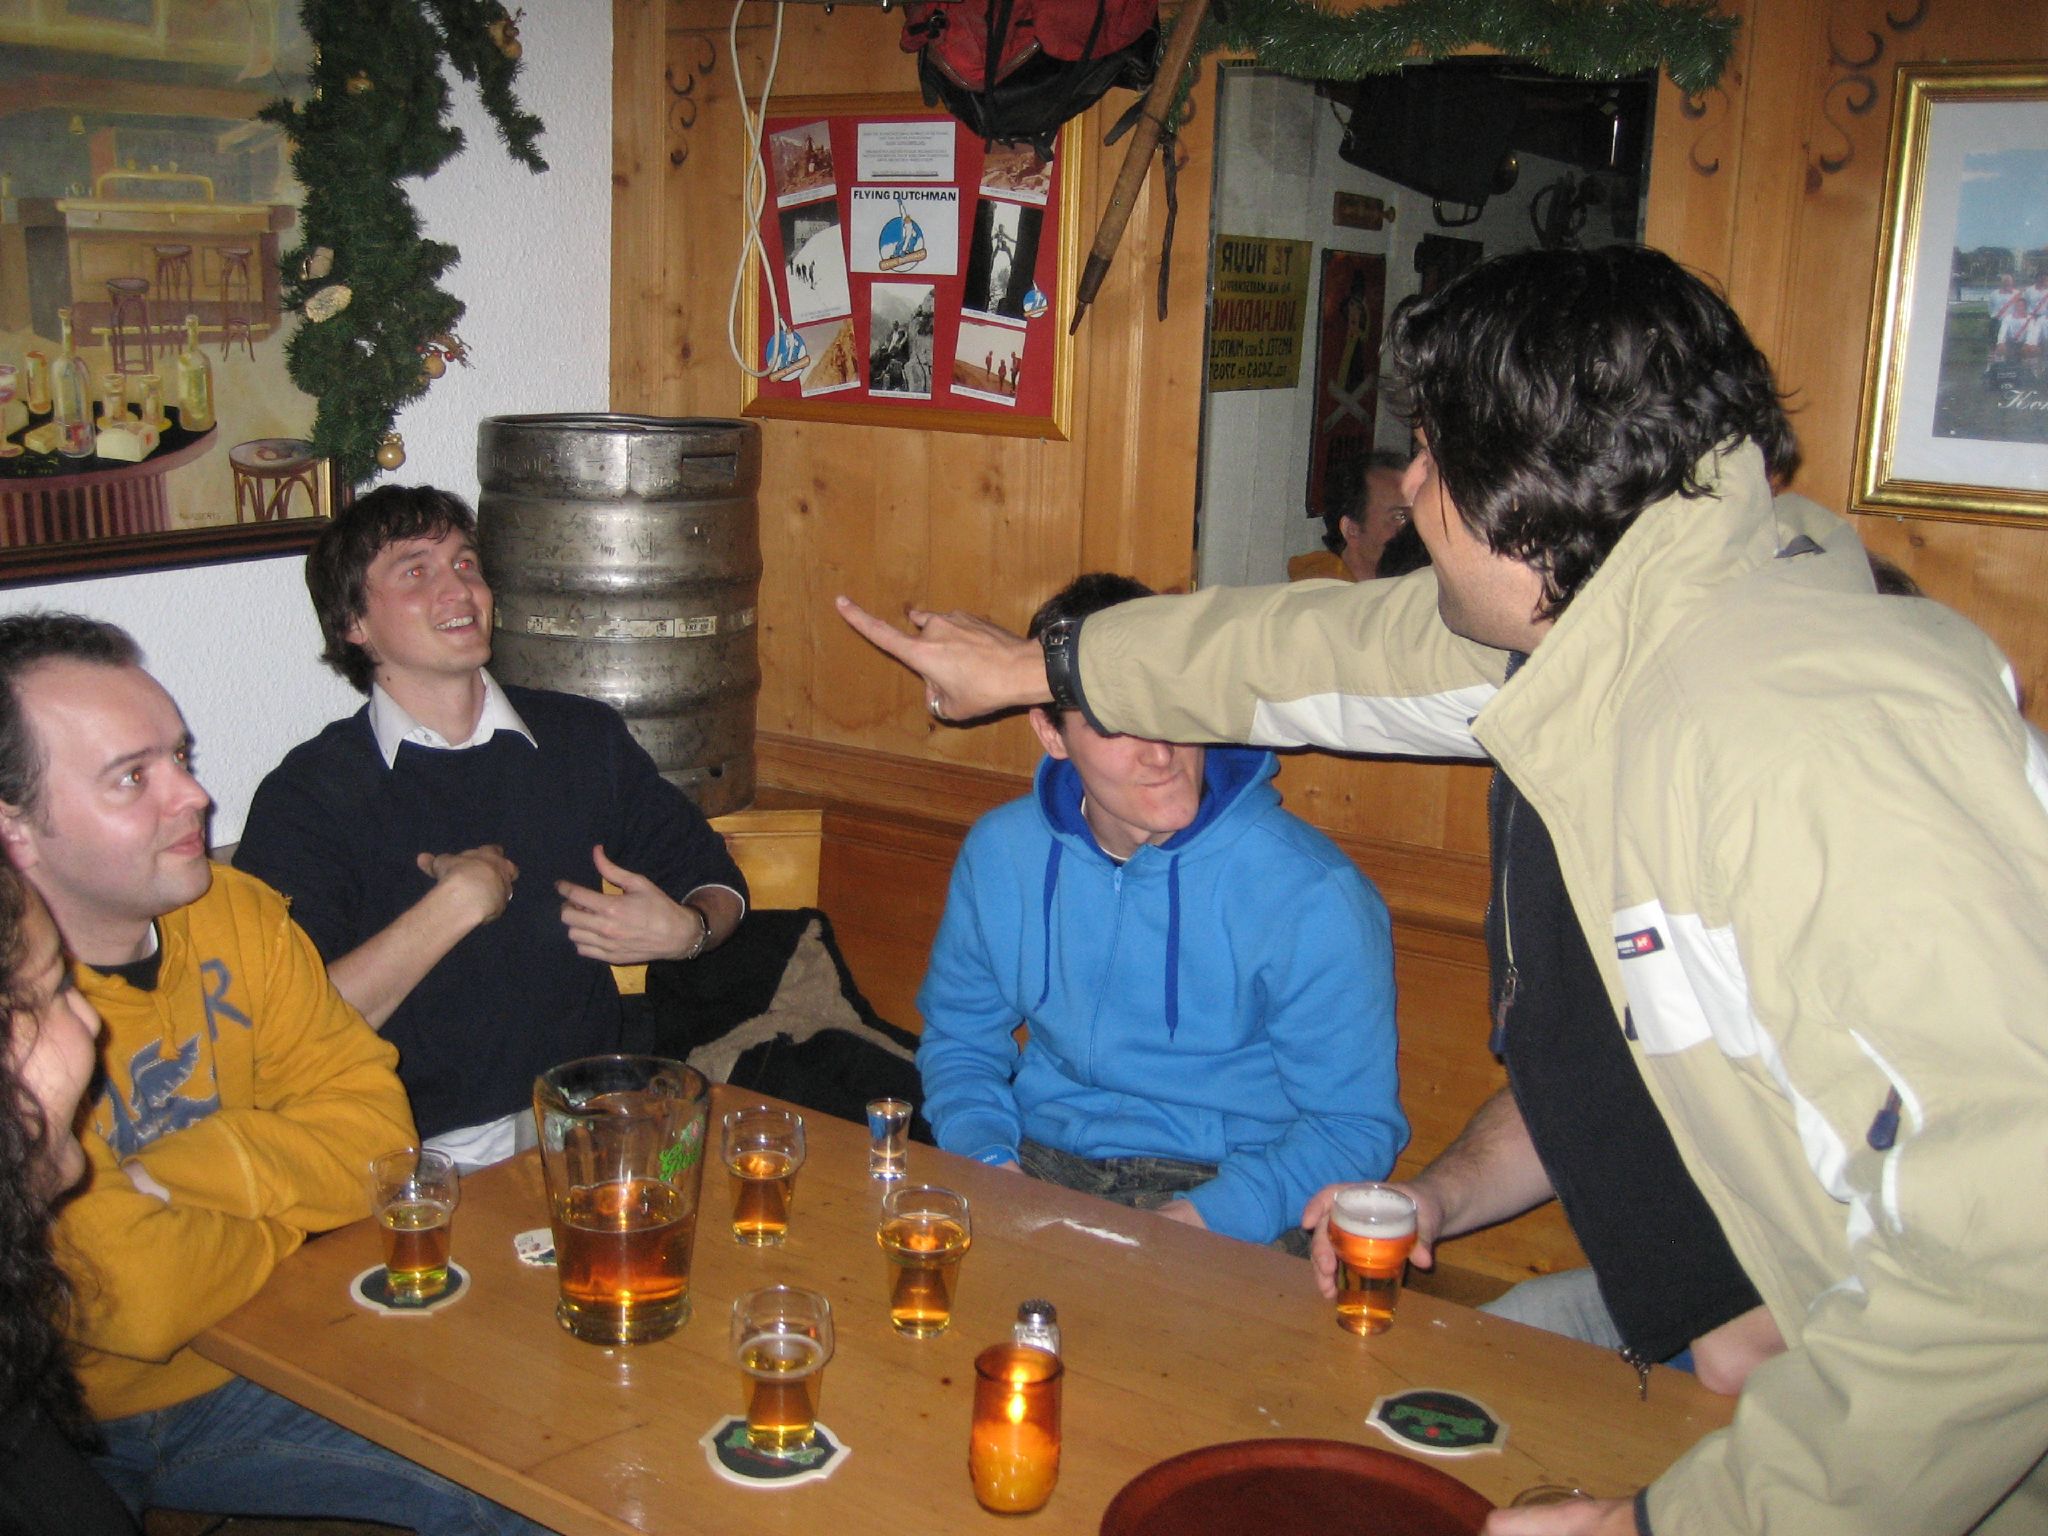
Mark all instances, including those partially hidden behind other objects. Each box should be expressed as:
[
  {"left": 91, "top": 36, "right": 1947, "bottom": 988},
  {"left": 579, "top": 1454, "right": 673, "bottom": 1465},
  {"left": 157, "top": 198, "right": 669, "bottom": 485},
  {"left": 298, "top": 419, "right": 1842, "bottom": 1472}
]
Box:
[{"left": 1014, "top": 1299, "right": 1060, "bottom": 1356}]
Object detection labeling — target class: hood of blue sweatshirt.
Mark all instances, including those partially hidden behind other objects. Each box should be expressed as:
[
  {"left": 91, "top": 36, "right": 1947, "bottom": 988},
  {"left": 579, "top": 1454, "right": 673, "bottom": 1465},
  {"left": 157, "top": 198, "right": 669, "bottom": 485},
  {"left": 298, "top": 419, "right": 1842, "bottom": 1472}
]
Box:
[{"left": 1028, "top": 745, "right": 1279, "bottom": 1039}]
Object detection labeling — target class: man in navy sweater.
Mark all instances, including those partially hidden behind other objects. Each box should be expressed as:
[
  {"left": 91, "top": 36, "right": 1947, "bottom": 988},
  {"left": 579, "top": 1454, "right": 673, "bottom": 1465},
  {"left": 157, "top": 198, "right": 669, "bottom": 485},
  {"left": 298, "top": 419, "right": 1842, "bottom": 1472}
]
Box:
[{"left": 234, "top": 486, "right": 746, "bottom": 1164}]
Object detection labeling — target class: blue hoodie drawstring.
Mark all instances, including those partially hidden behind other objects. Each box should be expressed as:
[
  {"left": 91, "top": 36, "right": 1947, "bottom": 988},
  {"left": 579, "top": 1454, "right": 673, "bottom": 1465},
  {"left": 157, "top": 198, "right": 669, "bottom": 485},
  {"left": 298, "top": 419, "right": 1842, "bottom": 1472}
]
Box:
[
  {"left": 1035, "top": 841, "right": 1063, "bottom": 1011},
  {"left": 1164, "top": 854, "right": 1181, "bottom": 1039}
]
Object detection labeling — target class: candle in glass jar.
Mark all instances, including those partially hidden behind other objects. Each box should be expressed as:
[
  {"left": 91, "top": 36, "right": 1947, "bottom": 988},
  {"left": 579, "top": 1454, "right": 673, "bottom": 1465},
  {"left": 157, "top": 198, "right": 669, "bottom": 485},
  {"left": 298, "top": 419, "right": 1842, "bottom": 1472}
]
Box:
[{"left": 970, "top": 1343, "right": 1061, "bottom": 1513}]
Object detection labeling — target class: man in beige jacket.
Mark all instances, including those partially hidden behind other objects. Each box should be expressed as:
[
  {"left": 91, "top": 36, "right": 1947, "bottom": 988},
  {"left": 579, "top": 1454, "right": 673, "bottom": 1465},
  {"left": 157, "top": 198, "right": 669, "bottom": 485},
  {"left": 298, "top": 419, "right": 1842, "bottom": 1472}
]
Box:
[{"left": 839, "top": 246, "right": 2048, "bottom": 1536}]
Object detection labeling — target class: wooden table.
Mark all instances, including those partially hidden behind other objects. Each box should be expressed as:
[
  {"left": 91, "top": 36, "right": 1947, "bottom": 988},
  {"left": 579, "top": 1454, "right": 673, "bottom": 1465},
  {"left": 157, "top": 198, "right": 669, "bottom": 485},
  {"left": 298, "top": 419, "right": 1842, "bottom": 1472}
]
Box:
[{"left": 197, "top": 1087, "right": 1731, "bottom": 1535}]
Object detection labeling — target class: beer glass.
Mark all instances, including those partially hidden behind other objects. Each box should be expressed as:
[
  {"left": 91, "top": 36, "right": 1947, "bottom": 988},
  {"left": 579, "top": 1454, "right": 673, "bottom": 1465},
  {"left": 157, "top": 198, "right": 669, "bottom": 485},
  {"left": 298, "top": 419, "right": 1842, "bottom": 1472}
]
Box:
[
  {"left": 721, "top": 1105, "right": 805, "bottom": 1246},
  {"left": 730, "top": 1285, "right": 834, "bottom": 1454},
  {"left": 369, "top": 1148, "right": 459, "bottom": 1303},
  {"left": 533, "top": 1055, "right": 710, "bottom": 1344},
  {"left": 1331, "top": 1183, "right": 1418, "bottom": 1335},
  {"left": 876, "top": 1184, "right": 971, "bottom": 1337}
]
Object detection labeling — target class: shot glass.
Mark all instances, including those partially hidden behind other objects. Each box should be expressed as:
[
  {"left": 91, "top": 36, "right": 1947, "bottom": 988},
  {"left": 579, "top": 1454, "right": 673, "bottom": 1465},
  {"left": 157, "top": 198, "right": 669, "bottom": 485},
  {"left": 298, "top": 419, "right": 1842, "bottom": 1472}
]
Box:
[
  {"left": 866, "top": 1096, "right": 911, "bottom": 1180},
  {"left": 731, "top": 1285, "right": 835, "bottom": 1454},
  {"left": 721, "top": 1105, "right": 805, "bottom": 1246},
  {"left": 970, "top": 1342, "right": 1062, "bottom": 1513},
  {"left": 876, "top": 1184, "right": 971, "bottom": 1337},
  {"left": 1330, "top": 1183, "right": 1418, "bottom": 1335},
  {"left": 368, "top": 1148, "right": 459, "bottom": 1303}
]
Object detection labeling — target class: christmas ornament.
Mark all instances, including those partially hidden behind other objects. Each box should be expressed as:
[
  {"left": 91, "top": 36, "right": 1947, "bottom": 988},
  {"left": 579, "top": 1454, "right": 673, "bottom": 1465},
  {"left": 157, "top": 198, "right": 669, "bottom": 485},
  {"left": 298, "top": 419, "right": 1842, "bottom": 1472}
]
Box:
[
  {"left": 489, "top": 11, "right": 523, "bottom": 62},
  {"left": 304, "top": 283, "right": 353, "bottom": 322},
  {"left": 376, "top": 433, "right": 407, "bottom": 470},
  {"left": 421, "top": 349, "right": 448, "bottom": 379},
  {"left": 301, "top": 246, "right": 334, "bottom": 281},
  {"left": 347, "top": 71, "right": 373, "bottom": 93}
]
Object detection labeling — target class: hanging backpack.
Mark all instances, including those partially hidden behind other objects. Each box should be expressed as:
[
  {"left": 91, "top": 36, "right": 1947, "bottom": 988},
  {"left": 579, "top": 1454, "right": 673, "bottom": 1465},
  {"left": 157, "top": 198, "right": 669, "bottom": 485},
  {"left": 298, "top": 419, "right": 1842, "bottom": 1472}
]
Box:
[{"left": 900, "top": 0, "right": 1160, "bottom": 153}]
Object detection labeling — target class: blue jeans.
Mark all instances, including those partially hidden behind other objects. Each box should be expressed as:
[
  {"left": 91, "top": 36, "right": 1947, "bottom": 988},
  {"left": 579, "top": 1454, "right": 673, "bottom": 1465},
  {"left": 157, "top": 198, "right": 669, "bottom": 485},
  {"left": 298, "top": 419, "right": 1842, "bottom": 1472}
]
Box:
[{"left": 95, "top": 1376, "right": 553, "bottom": 1534}]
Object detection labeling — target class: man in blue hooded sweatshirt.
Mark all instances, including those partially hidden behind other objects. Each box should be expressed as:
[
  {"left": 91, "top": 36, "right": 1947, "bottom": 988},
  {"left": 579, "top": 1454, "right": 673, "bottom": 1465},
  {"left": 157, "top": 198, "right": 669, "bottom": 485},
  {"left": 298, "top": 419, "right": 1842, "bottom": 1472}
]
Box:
[{"left": 916, "top": 574, "right": 1405, "bottom": 1248}]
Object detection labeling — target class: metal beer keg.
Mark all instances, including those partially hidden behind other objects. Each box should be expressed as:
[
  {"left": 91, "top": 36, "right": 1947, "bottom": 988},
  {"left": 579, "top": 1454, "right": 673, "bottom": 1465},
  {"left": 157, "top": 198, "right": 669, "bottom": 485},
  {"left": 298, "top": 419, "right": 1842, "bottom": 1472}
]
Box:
[{"left": 476, "top": 414, "right": 761, "bottom": 817}]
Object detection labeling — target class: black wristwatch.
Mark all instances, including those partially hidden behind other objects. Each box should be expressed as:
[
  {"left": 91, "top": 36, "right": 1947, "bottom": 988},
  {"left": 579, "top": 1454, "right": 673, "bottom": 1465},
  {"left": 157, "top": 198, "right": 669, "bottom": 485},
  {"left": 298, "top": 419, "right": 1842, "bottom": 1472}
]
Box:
[{"left": 1040, "top": 617, "right": 1082, "bottom": 712}]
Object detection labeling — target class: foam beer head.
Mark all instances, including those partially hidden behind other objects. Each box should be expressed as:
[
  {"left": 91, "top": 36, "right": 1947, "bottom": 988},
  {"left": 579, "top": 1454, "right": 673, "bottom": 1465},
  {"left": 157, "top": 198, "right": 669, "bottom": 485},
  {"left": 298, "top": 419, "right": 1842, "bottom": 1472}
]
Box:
[{"left": 1332, "top": 1184, "right": 1417, "bottom": 1243}]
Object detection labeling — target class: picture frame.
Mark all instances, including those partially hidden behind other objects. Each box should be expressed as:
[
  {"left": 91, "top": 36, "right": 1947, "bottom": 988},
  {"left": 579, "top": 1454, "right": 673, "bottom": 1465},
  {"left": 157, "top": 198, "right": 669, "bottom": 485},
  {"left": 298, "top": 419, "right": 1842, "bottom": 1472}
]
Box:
[
  {"left": 0, "top": 2, "right": 330, "bottom": 585},
  {"left": 740, "top": 94, "right": 1079, "bottom": 440},
  {"left": 1853, "top": 63, "right": 2048, "bottom": 526}
]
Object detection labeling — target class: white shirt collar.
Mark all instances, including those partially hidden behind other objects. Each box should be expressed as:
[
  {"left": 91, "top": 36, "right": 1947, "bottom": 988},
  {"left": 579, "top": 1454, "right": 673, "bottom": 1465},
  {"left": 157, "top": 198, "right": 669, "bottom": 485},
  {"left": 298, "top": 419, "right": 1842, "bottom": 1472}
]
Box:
[{"left": 367, "top": 668, "right": 537, "bottom": 769}]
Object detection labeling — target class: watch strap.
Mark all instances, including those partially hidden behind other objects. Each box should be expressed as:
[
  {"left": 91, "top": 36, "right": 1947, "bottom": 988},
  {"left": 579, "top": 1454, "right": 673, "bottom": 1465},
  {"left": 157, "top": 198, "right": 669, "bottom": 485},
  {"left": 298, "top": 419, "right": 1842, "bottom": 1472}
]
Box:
[
  {"left": 1041, "top": 617, "right": 1082, "bottom": 713},
  {"left": 681, "top": 900, "right": 713, "bottom": 961}
]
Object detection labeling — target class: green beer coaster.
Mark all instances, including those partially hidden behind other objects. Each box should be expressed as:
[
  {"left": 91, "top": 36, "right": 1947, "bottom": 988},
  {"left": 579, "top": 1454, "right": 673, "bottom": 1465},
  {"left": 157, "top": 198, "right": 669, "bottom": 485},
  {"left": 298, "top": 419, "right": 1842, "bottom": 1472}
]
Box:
[
  {"left": 699, "top": 1416, "right": 850, "bottom": 1489},
  {"left": 1366, "top": 1389, "right": 1507, "bottom": 1457},
  {"left": 349, "top": 1262, "right": 472, "bottom": 1317}
]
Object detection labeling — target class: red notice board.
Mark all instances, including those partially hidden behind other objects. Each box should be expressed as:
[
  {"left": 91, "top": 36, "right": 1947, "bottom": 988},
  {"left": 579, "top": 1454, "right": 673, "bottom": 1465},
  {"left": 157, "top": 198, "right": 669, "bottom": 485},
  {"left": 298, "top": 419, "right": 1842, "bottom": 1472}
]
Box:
[{"left": 741, "top": 94, "right": 1078, "bottom": 440}]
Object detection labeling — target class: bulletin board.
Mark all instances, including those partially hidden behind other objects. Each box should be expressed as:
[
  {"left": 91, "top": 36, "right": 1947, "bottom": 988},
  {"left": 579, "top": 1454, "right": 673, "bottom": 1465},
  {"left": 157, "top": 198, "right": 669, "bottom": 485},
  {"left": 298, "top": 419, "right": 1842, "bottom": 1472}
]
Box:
[{"left": 741, "top": 95, "right": 1079, "bottom": 441}]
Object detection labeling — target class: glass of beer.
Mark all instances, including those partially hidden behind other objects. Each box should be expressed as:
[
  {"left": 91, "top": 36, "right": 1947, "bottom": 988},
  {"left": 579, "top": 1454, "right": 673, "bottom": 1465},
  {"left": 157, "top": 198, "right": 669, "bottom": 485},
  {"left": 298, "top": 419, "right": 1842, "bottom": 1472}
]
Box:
[
  {"left": 877, "top": 1183, "right": 972, "bottom": 1337},
  {"left": 533, "top": 1055, "right": 710, "bottom": 1345},
  {"left": 369, "top": 1148, "right": 459, "bottom": 1303},
  {"left": 729, "top": 1285, "right": 834, "bottom": 1454},
  {"left": 721, "top": 1105, "right": 805, "bottom": 1245},
  {"left": 1331, "top": 1183, "right": 1418, "bottom": 1335}
]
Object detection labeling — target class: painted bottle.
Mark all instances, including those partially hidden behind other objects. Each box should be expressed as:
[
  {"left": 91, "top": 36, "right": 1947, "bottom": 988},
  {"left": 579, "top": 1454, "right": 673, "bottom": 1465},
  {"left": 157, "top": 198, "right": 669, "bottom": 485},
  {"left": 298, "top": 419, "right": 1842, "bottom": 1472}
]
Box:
[
  {"left": 51, "top": 308, "right": 94, "bottom": 459},
  {"left": 176, "top": 314, "right": 214, "bottom": 433}
]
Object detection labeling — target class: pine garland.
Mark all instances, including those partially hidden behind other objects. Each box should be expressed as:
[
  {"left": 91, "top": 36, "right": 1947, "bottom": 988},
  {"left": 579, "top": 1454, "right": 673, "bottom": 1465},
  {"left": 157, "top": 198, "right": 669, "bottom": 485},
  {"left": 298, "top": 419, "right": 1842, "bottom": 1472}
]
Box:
[
  {"left": 1193, "top": 0, "right": 1738, "bottom": 98},
  {"left": 261, "top": 0, "right": 546, "bottom": 486}
]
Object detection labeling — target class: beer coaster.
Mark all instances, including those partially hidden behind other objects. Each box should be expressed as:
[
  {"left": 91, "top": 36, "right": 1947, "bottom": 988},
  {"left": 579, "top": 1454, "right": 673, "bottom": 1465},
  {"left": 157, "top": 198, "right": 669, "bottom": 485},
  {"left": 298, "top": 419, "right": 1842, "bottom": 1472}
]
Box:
[
  {"left": 1366, "top": 1389, "right": 1506, "bottom": 1457},
  {"left": 513, "top": 1227, "right": 556, "bottom": 1267},
  {"left": 349, "top": 1262, "right": 471, "bottom": 1317},
  {"left": 700, "top": 1416, "right": 850, "bottom": 1488}
]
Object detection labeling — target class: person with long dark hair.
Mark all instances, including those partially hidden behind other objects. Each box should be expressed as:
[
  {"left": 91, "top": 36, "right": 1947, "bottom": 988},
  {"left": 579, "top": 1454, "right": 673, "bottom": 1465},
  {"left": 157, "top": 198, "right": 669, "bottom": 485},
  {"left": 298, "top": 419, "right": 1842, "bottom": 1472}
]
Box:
[{"left": 0, "top": 863, "right": 138, "bottom": 1536}]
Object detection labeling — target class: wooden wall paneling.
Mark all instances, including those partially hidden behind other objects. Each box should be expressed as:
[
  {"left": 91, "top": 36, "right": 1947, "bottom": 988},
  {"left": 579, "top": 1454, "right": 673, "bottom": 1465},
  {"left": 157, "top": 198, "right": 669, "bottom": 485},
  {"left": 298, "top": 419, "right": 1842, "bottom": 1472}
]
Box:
[{"left": 609, "top": 0, "right": 672, "bottom": 411}]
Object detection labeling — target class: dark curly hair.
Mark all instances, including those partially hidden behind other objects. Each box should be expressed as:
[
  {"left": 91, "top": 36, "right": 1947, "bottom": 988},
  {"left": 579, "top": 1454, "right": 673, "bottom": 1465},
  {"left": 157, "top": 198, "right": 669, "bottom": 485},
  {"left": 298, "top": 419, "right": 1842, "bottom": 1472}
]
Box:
[
  {"left": 1026, "top": 572, "right": 1154, "bottom": 640},
  {"left": 306, "top": 484, "right": 479, "bottom": 693},
  {"left": 0, "top": 863, "right": 95, "bottom": 1447},
  {"left": 1388, "top": 245, "right": 1798, "bottom": 619}
]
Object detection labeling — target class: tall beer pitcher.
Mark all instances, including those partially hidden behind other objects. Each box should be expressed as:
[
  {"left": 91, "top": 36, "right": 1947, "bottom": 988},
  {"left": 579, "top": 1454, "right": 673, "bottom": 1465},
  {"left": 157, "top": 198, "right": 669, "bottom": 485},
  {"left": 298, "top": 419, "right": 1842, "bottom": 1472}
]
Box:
[{"left": 533, "top": 1055, "right": 710, "bottom": 1344}]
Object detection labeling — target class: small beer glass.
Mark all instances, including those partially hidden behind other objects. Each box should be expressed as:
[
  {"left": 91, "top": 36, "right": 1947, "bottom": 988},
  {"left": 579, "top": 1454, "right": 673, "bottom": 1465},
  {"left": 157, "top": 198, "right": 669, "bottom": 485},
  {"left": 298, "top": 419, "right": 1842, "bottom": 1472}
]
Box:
[
  {"left": 721, "top": 1105, "right": 806, "bottom": 1245},
  {"left": 866, "top": 1096, "right": 911, "bottom": 1180},
  {"left": 369, "top": 1148, "right": 459, "bottom": 1303},
  {"left": 730, "top": 1285, "right": 834, "bottom": 1454},
  {"left": 876, "top": 1184, "right": 972, "bottom": 1337},
  {"left": 1331, "top": 1183, "right": 1418, "bottom": 1334},
  {"left": 970, "top": 1343, "right": 1062, "bottom": 1513}
]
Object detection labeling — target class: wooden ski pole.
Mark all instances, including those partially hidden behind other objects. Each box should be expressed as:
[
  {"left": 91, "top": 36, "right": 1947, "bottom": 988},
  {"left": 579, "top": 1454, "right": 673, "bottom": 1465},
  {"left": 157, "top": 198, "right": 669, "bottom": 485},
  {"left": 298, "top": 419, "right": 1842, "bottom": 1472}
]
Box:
[{"left": 1068, "top": 0, "right": 1212, "bottom": 335}]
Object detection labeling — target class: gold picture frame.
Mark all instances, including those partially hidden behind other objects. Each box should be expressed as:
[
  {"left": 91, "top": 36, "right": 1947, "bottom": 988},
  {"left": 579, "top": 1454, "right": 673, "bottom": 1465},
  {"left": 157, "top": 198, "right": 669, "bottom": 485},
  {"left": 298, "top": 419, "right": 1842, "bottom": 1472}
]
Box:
[
  {"left": 1852, "top": 64, "right": 2048, "bottom": 527},
  {"left": 740, "top": 94, "right": 1079, "bottom": 440}
]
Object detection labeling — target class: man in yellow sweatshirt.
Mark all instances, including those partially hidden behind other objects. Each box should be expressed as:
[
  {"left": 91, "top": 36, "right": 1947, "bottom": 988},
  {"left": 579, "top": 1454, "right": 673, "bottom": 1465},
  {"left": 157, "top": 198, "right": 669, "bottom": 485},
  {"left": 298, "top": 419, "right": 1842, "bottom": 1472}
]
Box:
[{"left": 0, "top": 613, "right": 548, "bottom": 1533}]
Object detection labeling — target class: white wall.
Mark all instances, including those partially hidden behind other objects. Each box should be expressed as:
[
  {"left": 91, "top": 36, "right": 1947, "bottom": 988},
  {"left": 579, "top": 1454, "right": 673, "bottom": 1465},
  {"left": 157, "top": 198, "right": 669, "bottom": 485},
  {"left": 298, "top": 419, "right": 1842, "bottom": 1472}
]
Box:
[{"left": 0, "top": 2, "right": 614, "bottom": 842}]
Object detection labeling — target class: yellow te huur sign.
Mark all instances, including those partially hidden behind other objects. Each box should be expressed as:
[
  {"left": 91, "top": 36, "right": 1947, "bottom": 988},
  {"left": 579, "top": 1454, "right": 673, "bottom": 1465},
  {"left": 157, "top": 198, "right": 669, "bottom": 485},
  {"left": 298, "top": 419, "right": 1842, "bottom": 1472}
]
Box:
[{"left": 1207, "top": 235, "right": 1312, "bottom": 392}]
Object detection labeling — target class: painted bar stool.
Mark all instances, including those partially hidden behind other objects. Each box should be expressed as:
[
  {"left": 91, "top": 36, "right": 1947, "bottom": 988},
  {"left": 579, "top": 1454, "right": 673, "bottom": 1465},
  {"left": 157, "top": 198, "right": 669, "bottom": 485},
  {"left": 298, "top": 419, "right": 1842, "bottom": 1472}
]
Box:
[
  {"left": 106, "top": 277, "right": 153, "bottom": 374},
  {"left": 218, "top": 246, "right": 255, "bottom": 359},
  {"left": 230, "top": 437, "right": 328, "bottom": 523}
]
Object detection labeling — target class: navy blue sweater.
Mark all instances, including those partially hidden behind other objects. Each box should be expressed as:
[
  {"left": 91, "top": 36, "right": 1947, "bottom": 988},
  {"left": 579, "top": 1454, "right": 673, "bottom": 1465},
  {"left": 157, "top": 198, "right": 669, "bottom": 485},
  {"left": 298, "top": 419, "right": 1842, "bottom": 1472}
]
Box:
[{"left": 234, "top": 685, "right": 745, "bottom": 1138}]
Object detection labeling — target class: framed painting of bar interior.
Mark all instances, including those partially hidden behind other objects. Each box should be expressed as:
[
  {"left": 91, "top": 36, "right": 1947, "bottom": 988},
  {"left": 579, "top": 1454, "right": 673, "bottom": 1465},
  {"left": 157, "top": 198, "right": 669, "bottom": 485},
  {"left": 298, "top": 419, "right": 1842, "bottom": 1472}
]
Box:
[
  {"left": 0, "top": 0, "right": 330, "bottom": 583},
  {"left": 1853, "top": 63, "right": 2048, "bottom": 526},
  {"left": 740, "top": 95, "right": 1078, "bottom": 441}
]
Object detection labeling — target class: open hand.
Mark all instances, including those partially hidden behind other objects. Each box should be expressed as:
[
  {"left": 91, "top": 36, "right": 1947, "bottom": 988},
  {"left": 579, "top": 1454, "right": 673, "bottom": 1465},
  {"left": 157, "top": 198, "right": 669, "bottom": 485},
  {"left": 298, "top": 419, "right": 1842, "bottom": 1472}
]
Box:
[{"left": 557, "top": 846, "right": 697, "bottom": 964}]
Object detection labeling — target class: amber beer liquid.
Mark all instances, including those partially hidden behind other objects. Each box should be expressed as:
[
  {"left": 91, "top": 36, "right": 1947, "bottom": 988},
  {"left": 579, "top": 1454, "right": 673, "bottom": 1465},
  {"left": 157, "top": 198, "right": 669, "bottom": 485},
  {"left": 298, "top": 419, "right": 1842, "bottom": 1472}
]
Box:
[
  {"left": 726, "top": 1148, "right": 798, "bottom": 1245},
  {"left": 556, "top": 1178, "right": 695, "bottom": 1343},
  {"left": 1331, "top": 1184, "right": 1418, "bottom": 1335},
  {"left": 737, "top": 1331, "right": 828, "bottom": 1452},
  {"left": 379, "top": 1197, "right": 453, "bottom": 1302},
  {"left": 878, "top": 1213, "right": 971, "bottom": 1337}
]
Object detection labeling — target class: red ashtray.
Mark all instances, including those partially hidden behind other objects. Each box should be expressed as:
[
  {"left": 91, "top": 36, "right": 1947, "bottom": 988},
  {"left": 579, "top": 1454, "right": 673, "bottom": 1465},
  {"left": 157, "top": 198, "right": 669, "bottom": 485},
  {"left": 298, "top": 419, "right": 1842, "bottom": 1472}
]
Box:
[{"left": 1101, "top": 1438, "right": 1494, "bottom": 1536}]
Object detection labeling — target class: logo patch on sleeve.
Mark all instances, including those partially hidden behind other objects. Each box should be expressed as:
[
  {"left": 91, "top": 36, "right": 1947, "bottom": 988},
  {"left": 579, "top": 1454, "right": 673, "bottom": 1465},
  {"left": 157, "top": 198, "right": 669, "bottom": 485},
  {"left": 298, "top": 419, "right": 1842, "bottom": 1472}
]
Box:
[{"left": 1615, "top": 926, "right": 1664, "bottom": 960}]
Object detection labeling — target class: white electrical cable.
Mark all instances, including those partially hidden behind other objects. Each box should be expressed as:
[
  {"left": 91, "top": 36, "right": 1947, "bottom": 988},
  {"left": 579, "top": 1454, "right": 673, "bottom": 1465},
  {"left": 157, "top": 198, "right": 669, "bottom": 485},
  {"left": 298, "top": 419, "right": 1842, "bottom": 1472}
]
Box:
[{"left": 727, "top": 0, "right": 791, "bottom": 377}]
